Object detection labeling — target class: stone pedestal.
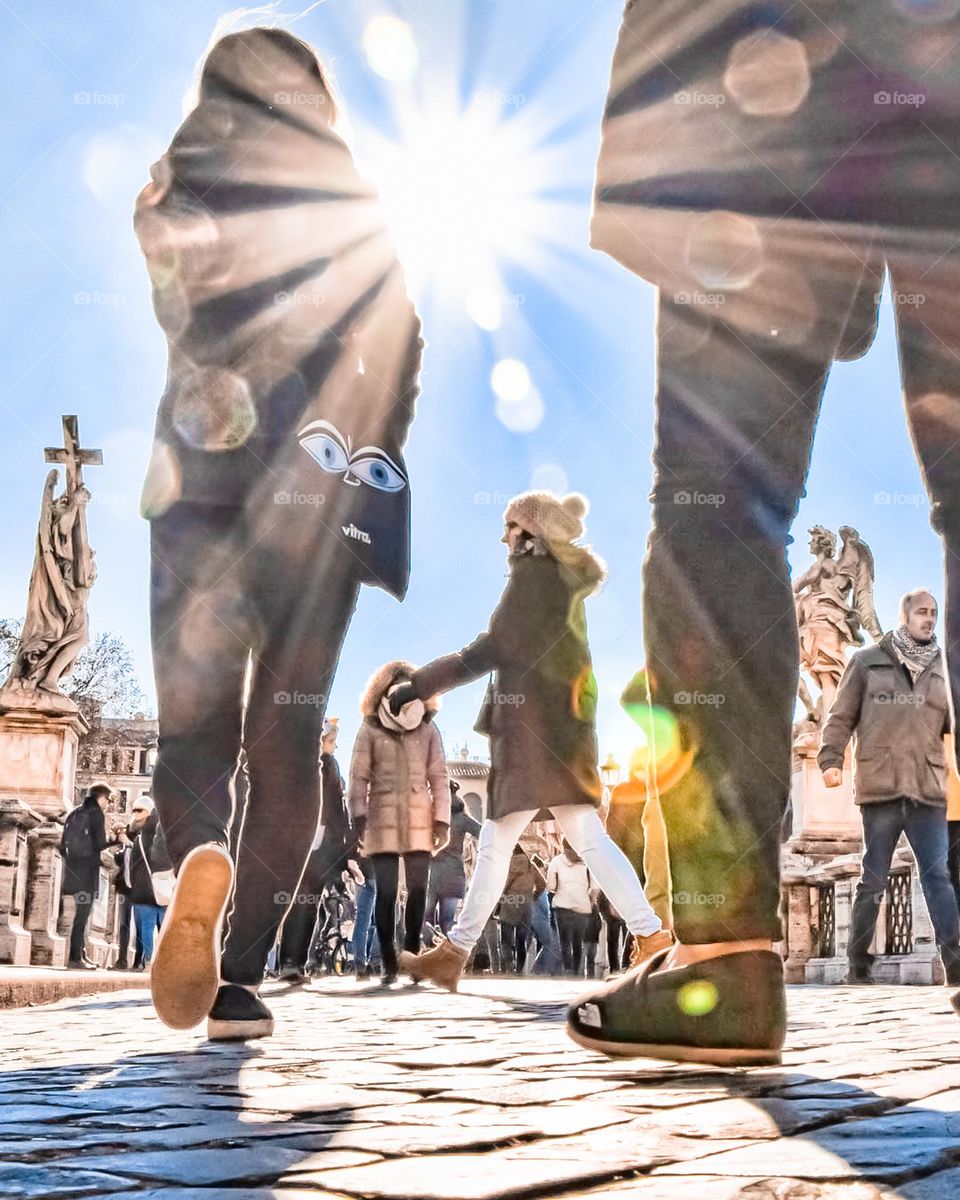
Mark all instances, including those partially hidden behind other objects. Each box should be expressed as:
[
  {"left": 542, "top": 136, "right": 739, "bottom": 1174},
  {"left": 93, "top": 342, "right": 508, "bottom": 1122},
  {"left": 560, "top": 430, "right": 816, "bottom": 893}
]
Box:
[
  {"left": 0, "top": 797, "right": 43, "bottom": 964},
  {"left": 0, "top": 686, "right": 87, "bottom": 818},
  {"left": 25, "top": 822, "right": 67, "bottom": 966}
]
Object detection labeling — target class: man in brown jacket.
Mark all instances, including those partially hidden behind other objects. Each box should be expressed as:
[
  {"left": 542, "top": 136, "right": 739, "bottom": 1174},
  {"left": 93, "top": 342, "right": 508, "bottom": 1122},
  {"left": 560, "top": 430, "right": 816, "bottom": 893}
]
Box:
[{"left": 819, "top": 590, "right": 960, "bottom": 985}]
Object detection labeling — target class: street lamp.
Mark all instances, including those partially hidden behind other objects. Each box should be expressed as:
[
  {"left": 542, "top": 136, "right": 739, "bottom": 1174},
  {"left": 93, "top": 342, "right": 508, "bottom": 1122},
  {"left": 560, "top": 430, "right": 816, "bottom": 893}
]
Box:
[
  {"left": 600, "top": 753, "right": 621, "bottom": 789},
  {"left": 145, "top": 744, "right": 159, "bottom": 774}
]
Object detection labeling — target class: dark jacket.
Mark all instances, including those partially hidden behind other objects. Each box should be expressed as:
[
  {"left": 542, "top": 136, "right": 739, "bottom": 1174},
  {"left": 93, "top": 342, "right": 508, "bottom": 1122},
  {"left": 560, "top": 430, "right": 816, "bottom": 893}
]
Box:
[
  {"left": 135, "top": 63, "right": 422, "bottom": 599},
  {"left": 412, "top": 548, "right": 604, "bottom": 819},
  {"left": 819, "top": 633, "right": 949, "bottom": 808},
  {"left": 60, "top": 799, "right": 108, "bottom": 897},
  {"left": 129, "top": 811, "right": 164, "bottom": 906},
  {"left": 431, "top": 801, "right": 482, "bottom": 899},
  {"left": 592, "top": 2, "right": 960, "bottom": 351}
]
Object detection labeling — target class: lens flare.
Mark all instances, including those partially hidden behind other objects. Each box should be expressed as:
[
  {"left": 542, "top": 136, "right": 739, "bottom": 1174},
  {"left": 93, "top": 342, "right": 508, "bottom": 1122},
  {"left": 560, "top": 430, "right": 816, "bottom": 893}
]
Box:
[
  {"left": 363, "top": 16, "right": 420, "bottom": 83},
  {"left": 677, "top": 980, "right": 720, "bottom": 1017}
]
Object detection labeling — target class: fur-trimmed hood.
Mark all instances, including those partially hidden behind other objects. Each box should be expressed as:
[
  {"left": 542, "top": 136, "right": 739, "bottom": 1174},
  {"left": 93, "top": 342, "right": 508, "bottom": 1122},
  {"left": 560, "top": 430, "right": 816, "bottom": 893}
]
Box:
[
  {"left": 516, "top": 540, "right": 606, "bottom": 598},
  {"left": 359, "top": 660, "right": 440, "bottom": 719}
]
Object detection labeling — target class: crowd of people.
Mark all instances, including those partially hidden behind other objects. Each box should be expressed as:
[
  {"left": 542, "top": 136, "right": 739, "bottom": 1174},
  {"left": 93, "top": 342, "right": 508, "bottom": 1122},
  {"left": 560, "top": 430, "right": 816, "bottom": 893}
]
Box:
[{"left": 57, "top": 7, "right": 960, "bottom": 1064}]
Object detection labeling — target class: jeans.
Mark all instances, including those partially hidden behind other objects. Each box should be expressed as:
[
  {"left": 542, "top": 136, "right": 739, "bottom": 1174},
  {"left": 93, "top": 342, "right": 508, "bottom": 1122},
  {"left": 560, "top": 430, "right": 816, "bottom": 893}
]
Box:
[
  {"left": 133, "top": 904, "right": 166, "bottom": 965},
  {"left": 352, "top": 876, "right": 379, "bottom": 968},
  {"left": 150, "top": 502, "right": 360, "bottom": 985},
  {"left": 499, "top": 920, "right": 531, "bottom": 973},
  {"left": 528, "top": 891, "right": 562, "bottom": 975},
  {"left": 949, "top": 820, "right": 960, "bottom": 920},
  {"left": 641, "top": 223, "right": 960, "bottom": 942},
  {"left": 555, "top": 908, "right": 588, "bottom": 977},
  {"left": 370, "top": 852, "right": 430, "bottom": 974},
  {"left": 423, "top": 876, "right": 460, "bottom": 936},
  {"left": 448, "top": 805, "right": 660, "bottom": 953},
  {"left": 116, "top": 894, "right": 132, "bottom": 968},
  {"left": 849, "top": 800, "right": 960, "bottom": 964}
]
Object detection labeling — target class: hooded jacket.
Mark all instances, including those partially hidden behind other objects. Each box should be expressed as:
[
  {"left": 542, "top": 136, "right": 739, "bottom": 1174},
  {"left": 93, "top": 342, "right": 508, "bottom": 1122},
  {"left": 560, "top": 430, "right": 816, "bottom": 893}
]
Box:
[
  {"left": 348, "top": 661, "right": 452, "bottom": 856},
  {"left": 135, "top": 34, "right": 422, "bottom": 600},
  {"left": 819, "top": 632, "right": 949, "bottom": 807},
  {"left": 411, "top": 545, "right": 605, "bottom": 819}
]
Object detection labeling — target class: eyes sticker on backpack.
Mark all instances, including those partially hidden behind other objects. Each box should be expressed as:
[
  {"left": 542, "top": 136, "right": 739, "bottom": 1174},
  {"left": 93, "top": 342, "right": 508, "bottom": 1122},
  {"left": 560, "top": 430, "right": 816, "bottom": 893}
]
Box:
[{"left": 298, "top": 420, "right": 408, "bottom": 493}]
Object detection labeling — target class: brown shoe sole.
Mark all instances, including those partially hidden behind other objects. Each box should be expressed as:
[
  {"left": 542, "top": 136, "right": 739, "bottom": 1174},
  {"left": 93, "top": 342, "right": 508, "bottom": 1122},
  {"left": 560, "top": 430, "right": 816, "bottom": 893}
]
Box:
[
  {"left": 151, "top": 845, "right": 233, "bottom": 1030},
  {"left": 566, "top": 1023, "right": 782, "bottom": 1066}
]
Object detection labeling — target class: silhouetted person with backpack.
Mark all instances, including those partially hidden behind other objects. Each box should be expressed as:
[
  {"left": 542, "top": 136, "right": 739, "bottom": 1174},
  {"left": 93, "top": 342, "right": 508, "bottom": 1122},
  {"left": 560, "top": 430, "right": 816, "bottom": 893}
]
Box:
[{"left": 61, "top": 783, "right": 110, "bottom": 969}]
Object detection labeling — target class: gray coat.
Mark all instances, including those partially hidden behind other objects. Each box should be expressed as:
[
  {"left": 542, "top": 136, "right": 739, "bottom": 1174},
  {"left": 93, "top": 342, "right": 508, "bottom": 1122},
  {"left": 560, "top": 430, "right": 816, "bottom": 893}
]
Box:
[{"left": 818, "top": 634, "right": 949, "bottom": 808}]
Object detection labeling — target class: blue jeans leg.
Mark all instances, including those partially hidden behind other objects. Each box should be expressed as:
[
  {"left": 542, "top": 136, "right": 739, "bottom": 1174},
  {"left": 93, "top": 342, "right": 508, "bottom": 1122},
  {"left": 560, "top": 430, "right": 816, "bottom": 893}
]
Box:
[
  {"left": 438, "top": 897, "right": 459, "bottom": 934},
  {"left": 353, "top": 881, "right": 376, "bottom": 968},
  {"left": 849, "top": 801, "right": 906, "bottom": 964},
  {"left": 904, "top": 802, "right": 960, "bottom": 949},
  {"left": 134, "top": 904, "right": 165, "bottom": 965}
]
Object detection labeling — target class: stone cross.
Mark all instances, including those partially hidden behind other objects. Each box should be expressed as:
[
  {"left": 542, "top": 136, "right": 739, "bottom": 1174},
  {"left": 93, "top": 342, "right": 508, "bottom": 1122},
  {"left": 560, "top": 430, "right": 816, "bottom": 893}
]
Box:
[{"left": 44, "top": 415, "right": 102, "bottom": 499}]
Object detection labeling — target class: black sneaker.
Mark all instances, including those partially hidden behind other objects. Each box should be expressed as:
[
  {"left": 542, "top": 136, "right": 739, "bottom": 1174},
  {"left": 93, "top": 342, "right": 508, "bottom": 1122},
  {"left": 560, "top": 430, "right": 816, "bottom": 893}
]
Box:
[
  {"left": 67, "top": 958, "right": 97, "bottom": 971},
  {"left": 206, "top": 985, "right": 275, "bottom": 1041},
  {"left": 278, "top": 965, "right": 310, "bottom": 986},
  {"left": 567, "top": 950, "right": 786, "bottom": 1066}
]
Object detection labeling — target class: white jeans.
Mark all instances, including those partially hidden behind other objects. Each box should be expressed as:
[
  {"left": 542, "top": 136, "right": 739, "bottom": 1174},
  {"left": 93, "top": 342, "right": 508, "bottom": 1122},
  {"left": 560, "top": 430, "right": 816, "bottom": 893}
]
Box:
[{"left": 448, "top": 805, "right": 662, "bottom": 952}]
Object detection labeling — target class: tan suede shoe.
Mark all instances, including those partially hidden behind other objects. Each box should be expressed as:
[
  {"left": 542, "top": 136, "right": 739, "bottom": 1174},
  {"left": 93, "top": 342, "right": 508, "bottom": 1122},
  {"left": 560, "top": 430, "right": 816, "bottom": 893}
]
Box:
[{"left": 398, "top": 937, "right": 469, "bottom": 992}]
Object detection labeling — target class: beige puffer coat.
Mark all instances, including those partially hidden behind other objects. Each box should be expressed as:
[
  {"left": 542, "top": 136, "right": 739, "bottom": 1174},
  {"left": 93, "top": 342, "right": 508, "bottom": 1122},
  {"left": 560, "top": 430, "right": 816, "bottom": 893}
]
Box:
[{"left": 348, "top": 661, "right": 452, "bottom": 856}]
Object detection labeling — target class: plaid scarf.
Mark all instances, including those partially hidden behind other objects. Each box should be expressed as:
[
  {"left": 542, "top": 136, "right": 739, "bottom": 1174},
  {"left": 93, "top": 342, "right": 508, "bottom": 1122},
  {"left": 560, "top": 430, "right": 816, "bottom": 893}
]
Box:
[{"left": 891, "top": 624, "right": 940, "bottom": 671}]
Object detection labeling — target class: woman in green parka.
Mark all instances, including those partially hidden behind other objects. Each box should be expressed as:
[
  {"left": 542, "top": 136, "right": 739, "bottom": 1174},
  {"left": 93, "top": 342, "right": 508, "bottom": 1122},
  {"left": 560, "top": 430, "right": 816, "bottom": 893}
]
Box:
[{"left": 389, "top": 490, "right": 670, "bottom": 992}]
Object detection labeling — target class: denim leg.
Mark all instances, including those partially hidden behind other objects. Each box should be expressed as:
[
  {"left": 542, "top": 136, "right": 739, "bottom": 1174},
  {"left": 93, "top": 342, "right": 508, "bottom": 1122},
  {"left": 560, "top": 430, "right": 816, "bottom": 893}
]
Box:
[
  {"left": 438, "top": 897, "right": 459, "bottom": 934},
  {"left": 849, "top": 802, "right": 906, "bottom": 963},
  {"left": 352, "top": 881, "right": 376, "bottom": 968},
  {"left": 904, "top": 803, "right": 960, "bottom": 949}
]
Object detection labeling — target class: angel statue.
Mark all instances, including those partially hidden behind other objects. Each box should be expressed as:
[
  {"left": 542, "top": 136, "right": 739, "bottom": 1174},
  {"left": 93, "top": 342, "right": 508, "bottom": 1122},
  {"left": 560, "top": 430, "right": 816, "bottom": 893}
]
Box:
[
  {"left": 793, "top": 524, "right": 883, "bottom": 723},
  {"left": 2, "top": 417, "right": 101, "bottom": 700}
]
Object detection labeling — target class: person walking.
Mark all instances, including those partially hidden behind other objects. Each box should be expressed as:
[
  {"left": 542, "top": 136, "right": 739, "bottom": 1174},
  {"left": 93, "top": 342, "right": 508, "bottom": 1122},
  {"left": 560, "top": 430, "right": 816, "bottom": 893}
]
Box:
[
  {"left": 136, "top": 26, "right": 422, "bottom": 1040},
  {"left": 819, "top": 590, "right": 960, "bottom": 986},
  {"left": 350, "top": 857, "right": 380, "bottom": 979},
  {"left": 278, "top": 719, "right": 354, "bottom": 983},
  {"left": 392, "top": 492, "right": 670, "bottom": 993},
  {"left": 110, "top": 822, "right": 135, "bottom": 971},
  {"left": 606, "top": 747, "right": 674, "bottom": 931},
  {"left": 571, "top": 0, "right": 960, "bottom": 1064},
  {"left": 547, "top": 842, "right": 597, "bottom": 977},
  {"left": 498, "top": 844, "right": 542, "bottom": 973},
  {"left": 61, "top": 784, "right": 111, "bottom": 970},
  {"left": 348, "top": 662, "right": 451, "bottom": 985},
  {"left": 128, "top": 798, "right": 168, "bottom": 969},
  {"left": 423, "top": 783, "right": 481, "bottom": 938}
]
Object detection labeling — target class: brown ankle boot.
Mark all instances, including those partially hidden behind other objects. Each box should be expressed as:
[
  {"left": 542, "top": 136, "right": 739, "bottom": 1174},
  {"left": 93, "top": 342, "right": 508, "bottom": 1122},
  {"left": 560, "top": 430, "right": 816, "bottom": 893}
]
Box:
[
  {"left": 398, "top": 938, "right": 469, "bottom": 992},
  {"left": 629, "top": 929, "right": 674, "bottom": 970}
]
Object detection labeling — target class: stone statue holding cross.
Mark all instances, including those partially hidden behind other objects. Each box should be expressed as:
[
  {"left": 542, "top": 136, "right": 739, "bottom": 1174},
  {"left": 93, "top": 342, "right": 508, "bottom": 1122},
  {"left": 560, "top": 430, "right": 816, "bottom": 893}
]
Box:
[{"left": 4, "top": 416, "right": 102, "bottom": 698}]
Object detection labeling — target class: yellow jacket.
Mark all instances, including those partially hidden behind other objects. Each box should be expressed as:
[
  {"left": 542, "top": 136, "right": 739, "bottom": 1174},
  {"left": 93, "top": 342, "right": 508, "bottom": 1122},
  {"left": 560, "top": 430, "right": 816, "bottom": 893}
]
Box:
[{"left": 946, "top": 735, "right": 960, "bottom": 821}]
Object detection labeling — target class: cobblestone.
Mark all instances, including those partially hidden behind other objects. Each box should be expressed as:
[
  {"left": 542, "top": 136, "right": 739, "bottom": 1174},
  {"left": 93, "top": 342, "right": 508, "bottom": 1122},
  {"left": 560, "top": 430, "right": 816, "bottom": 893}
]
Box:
[{"left": 1, "top": 979, "right": 959, "bottom": 1197}]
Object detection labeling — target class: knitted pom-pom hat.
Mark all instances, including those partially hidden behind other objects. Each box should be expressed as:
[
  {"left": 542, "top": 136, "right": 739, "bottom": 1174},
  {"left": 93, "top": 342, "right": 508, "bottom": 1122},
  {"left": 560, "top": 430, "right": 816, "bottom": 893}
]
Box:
[{"left": 503, "top": 491, "right": 589, "bottom": 545}]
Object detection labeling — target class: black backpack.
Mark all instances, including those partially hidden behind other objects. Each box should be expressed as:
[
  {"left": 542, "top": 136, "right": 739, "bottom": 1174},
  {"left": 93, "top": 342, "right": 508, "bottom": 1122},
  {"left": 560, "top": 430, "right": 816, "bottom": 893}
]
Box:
[{"left": 61, "top": 807, "right": 92, "bottom": 860}]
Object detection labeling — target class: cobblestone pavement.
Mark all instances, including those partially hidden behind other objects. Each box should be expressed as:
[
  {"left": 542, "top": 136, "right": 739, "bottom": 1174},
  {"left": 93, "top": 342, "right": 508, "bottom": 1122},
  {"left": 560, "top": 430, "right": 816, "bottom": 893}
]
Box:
[{"left": 3, "top": 978, "right": 960, "bottom": 1199}]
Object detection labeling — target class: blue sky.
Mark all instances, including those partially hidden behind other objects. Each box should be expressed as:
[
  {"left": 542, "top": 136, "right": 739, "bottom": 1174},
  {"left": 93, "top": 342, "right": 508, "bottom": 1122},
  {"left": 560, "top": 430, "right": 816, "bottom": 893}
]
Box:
[{"left": 0, "top": 0, "right": 941, "bottom": 769}]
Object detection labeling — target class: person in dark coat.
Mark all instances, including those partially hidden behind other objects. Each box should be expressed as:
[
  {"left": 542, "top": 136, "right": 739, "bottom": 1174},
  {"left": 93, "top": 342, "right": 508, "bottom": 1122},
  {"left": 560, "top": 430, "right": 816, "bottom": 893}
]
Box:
[
  {"left": 570, "top": 1, "right": 960, "bottom": 1065},
  {"left": 135, "top": 26, "right": 422, "bottom": 1042},
  {"left": 60, "top": 783, "right": 111, "bottom": 969},
  {"left": 126, "top": 797, "right": 168, "bottom": 968},
  {"left": 392, "top": 492, "right": 670, "bottom": 992},
  {"left": 278, "top": 719, "right": 355, "bottom": 982},
  {"left": 423, "top": 783, "right": 481, "bottom": 937}
]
